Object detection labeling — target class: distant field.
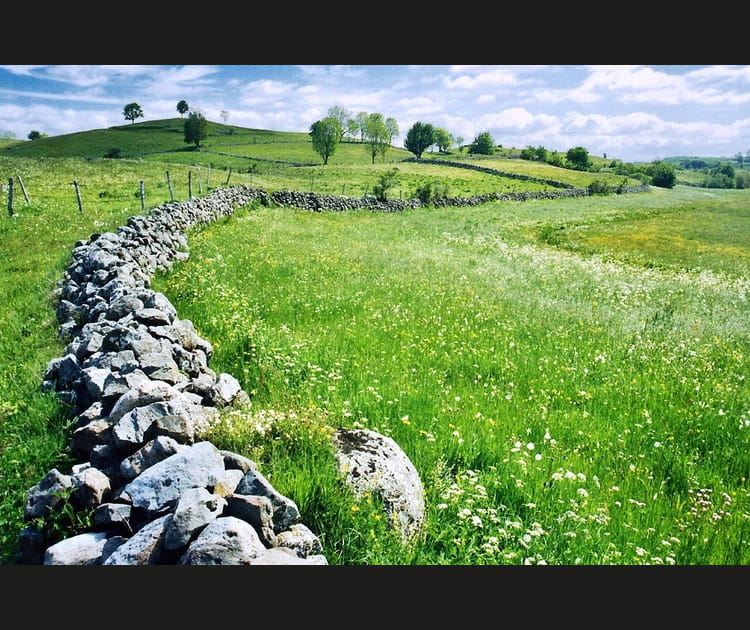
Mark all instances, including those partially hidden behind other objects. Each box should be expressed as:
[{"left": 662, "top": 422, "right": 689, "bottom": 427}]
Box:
[
  {"left": 429, "top": 154, "right": 643, "bottom": 188},
  {"left": 537, "top": 187, "right": 750, "bottom": 278}
]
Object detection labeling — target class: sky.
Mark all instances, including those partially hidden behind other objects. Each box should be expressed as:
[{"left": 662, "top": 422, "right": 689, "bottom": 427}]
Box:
[{"left": 1, "top": 64, "right": 749, "bottom": 163}]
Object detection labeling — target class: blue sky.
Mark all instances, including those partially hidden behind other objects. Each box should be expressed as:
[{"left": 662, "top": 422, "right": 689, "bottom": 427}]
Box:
[{"left": 1, "top": 64, "right": 749, "bottom": 163}]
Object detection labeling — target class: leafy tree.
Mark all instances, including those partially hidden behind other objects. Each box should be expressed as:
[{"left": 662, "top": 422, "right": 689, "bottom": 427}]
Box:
[
  {"left": 566, "top": 146, "right": 591, "bottom": 170},
  {"left": 0, "top": 130, "right": 16, "bottom": 139},
  {"left": 221, "top": 110, "right": 229, "bottom": 124},
  {"left": 433, "top": 127, "right": 452, "bottom": 153},
  {"left": 327, "top": 106, "right": 350, "bottom": 141},
  {"left": 346, "top": 118, "right": 359, "bottom": 141},
  {"left": 404, "top": 121, "right": 435, "bottom": 159},
  {"left": 309, "top": 116, "right": 342, "bottom": 165},
  {"left": 385, "top": 117, "right": 399, "bottom": 147},
  {"left": 736, "top": 152, "right": 746, "bottom": 169},
  {"left": 356, "top": 111, "right": 369, "bottom": 142},
  {"left": 468, "top": 131, "right": 495, "bottom": 155},
  {"left": 183, "top": 111, "right": 208, "bottom": 149},
  {"left": 454, "top": 136, "right": 464, "bottom": 153},
  {"left": 123, "top": 102, "right": 144, "bottom": 125},
  {"left": 647, "top": 160, "right": 676, "bottom": 188},
  {"left": 177, "top": 100, "right": 189, "bottom": 117},
  {"left": 372, "top": 167, "right": 400, "bottom": 201},
  {"left": 363, "top": 113, "right": 390, "bottom": 164},
  {"left": 27, "top": 130, "right": 47, "bottom": 140}
]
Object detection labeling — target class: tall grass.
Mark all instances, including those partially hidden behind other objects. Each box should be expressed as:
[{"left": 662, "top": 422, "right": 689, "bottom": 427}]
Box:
[{"left": 152, "top": 186, "right": 750, "bottom": 564}]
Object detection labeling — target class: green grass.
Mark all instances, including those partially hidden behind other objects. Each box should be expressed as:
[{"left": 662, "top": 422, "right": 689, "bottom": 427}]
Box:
[
  {"left": 532, "top": 186, "right": 750, "bottom": 279},
  {"left": 2, "top": 120, "right": 749, "bottom": 565},
  {"left": 151, "top": 185, "right": 750, "bottom": 565}
]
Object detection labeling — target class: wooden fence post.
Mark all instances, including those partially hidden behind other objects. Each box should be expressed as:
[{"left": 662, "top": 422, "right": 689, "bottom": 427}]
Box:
[
  {"left": 225, "top": 168, "right": 232, "bottom": 186},
  {"left": 73, "top": 181, "right": 83, "bottom": 213},
  {"left": 196, "top": 166, "right": 203, "bottom": 194},
  {"left": 188, "top": 170, "right": 193, "bottom": 199},
  {"left": 7, "top": 178, "right": 14, "bottom": 216},
  {"left": 166, "top": 171, "right": 174, "bottom": 202},
  {"left": 140, "top": 180, "right": 146, "bottom": 210},
  {"left": 207, "top": 164, "right": 211, "bottom": 189},
  {"left": 17, "top": 175, "right": 30, "bottom": 204}
]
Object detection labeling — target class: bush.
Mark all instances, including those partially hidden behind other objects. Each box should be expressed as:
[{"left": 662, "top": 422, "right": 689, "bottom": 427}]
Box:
[
  {"left": 415, "top": 180, "right": 450, "bottom": 204},
  {"left": 587, "top": 180, "right": 609, "bottom": 195},
  {"left": 372, "top": 167, "right": 400, "bottom": 201},
  {"left": 105, "top": 147, "right": 121, "bottom": 159}
]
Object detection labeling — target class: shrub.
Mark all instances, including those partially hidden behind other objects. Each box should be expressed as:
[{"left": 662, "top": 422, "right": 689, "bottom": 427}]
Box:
[
  {"left": 587, "top": 180, "right": 609, "bottom": 195},
  {"left": 415, "top": 180, "right": 450, "bottom": 204},
  {"left": 105, "top": 147, "right": 121, "bottom": 159}
]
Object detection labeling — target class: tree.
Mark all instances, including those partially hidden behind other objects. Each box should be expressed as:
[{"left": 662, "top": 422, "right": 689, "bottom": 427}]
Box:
[
  {"left": 566, "top": 146, "right": 591, "bottom": 170},
  {"left": 184, "top": 111, "right": 208, "bottom": 149},
  {"left": 468, "top": 131, "right": 495, "bottom": 155},
  {"left": 177, "top": 100, "right": 189, "bottom": 117},
  {"left": 385, "top": 117, "right": 399, "bottom": 147},
  {"left": 363, "top": 113, "right": 390, "bottom": 164},
  {"left": 123, "top": 102, "right": 144, "bottom": 125},
  {"left": 346, "top": 118, "right": 359, "bottom": 141},
  {"left": 433, "top": 127, "right": 452, "bottom": 153},
  {"left": 454, "top": 136, "right": 464, "bottom": 153},
  {"left": 735, "top": 152, "right": 745, "bottom": 169},
  {"left": 27, "top": 130, "right": 47, "bottom": 140},
  {"left": 309, "top": 116, "right": 342, "bottom": 165},
  {"left": 404, "top": 121, "right": 435, "bottom": 159},
  {"left": 647, "top": 160, "right": 676, "bottom": 188},
  {"left": 221, "top": 110, "right": 229, "bottom": 124},
  {"left": 327, "top": 106, "right": 350, "bottom": 142},
  {"left": 356, "top": 111, "right": 369, "bottom": 142}
]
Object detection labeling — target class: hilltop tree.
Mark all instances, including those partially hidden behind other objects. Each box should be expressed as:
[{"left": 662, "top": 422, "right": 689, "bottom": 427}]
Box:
[
  {"left": 309, "top": 116, "right": 342, "bottom": 165},
  {"left": 221, "top": 110, "right": 229, "bottom": 124},
  {"left": 385, "top": 117, "right": 399, "bottom": 147},
  {"left": 184, "top": 111, "right": 208, "bottom": 149},
  {"left": 364, "top": 113, "right": 390, "bottom": 164},
  {"left": 327, "top": 106, "right": 350, "bottom": 142},
  {"left": 356, "top": 111, "right": 369, "bottom": 142},
  {"left": 454, "top": 135, "right": 464, "bottom": 153},
  {"left": 27, "top": 130, "right": 47, "bottom": 140},
  {"left": 566, "top": 146, "right": 591, "bottom": 170},
  {"left": 177, "top": 100, "right": 189, "bottom": 117},
  {"left": 404, "top": 121, "right": 435, "bottom": 160},
  {"left": 433, "top": 127, "right": 452, "bottom": 153},
  {"left": 346, "top": 118, "right": 359, "bottom": 141},
  {"left": 468, "top": 131, "right": 495, "bottom": 155},
  {"left": 123, "top": 102, "right": 144, "bottom": 125}
]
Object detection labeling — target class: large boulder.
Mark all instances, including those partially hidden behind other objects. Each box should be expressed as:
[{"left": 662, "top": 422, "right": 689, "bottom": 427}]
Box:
[{"left": 332, "top": 428, "right": 426, "bottom": 543}]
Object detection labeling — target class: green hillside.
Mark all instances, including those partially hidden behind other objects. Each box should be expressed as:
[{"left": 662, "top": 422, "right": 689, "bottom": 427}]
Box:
[{"left": 2, "top": 118, "right": 310, "bottom": 160}]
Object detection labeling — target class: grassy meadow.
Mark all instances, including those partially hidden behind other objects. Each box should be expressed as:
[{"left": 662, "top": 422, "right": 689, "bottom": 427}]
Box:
[
  {"left": 1, "top": 120, "right": 748, "bottom": 565},
  {"left": 153, "top": 185, "right": 750, "bottom": 565}
]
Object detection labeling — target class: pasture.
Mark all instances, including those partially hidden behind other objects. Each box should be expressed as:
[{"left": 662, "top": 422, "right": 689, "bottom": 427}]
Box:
[{"left": 1, "top": 130, "right": 748, "bottom": 564}]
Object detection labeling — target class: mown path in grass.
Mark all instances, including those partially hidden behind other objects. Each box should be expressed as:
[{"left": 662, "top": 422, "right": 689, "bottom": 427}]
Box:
[{"left": 154, "top": 185, "right": 750, "bottom": 564}]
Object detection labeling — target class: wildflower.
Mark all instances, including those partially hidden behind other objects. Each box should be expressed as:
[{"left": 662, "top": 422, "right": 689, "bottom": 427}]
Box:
[{"left": 526, "top": 442, "right": 535, "bottom": 451}]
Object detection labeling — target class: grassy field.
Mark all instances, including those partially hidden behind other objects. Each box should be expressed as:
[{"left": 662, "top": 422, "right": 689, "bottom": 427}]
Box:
[
  {"left": 1, "top": 120, "right": 748, "bottom": 565},
  {"left": 151, "top": 184, "right": 750, "bottom": 565}
]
